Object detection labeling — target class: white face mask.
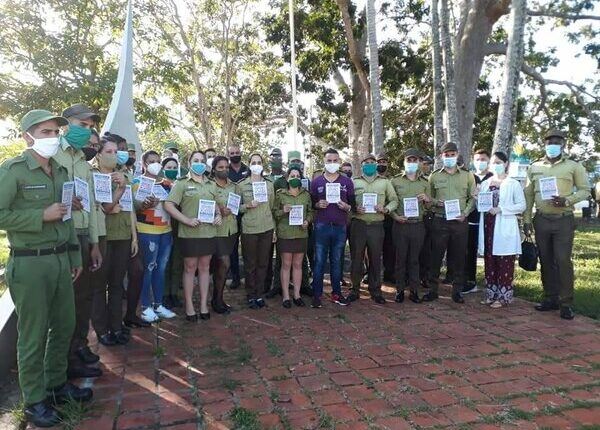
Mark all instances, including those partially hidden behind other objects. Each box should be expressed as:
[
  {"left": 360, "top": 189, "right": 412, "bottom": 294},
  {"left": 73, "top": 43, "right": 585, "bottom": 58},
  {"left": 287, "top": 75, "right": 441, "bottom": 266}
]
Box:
[
  {"left": 324, "top": 163, "right": 340, "bottom": 174},
  {"left": 250, "top": 164, "right": 263, "bottom": 176},
  {"left": 146, "top": 162, "right": 162, "bottom": 176},
  {"left": 206, "top": 157, "right": 214, "bottom": 172},
  {"left": 27, "top": 133, "right": 60, "bottom": 159}
]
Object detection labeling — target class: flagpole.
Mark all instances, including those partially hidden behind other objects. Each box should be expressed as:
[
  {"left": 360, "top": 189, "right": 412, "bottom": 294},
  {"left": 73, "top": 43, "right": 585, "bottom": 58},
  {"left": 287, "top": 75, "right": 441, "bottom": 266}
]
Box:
[{"left": 289, "top": 0, "right": 298, "bottom": 150}]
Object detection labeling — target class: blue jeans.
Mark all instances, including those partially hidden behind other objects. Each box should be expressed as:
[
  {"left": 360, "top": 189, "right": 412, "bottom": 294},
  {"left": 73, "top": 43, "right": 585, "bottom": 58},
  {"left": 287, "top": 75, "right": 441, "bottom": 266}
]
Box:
[
  {"left": 139, "top": 232, "right": 173, "bottom": 308},
  {"left": 312, "top": 223, "right": 346, "bottom": 298}
]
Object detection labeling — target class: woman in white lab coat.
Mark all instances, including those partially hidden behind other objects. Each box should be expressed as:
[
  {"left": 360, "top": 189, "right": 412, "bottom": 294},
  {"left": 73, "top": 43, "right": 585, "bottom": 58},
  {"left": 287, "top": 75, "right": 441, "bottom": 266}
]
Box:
[{"left": 477, "top": 151, "right": 526, "bottom": 308}]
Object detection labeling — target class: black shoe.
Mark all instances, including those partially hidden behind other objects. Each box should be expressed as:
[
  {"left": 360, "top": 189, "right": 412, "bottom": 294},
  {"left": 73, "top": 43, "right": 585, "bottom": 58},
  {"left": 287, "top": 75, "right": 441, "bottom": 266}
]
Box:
[
  {"left": 230, "top": 280, "right": 240, "bottom": 290},
  {"left": 409, "top": 292, "right": 422, "bottom": 304},
  {"left": 265, "top": 286, "right": 281, "bottom": 298},
  {"left": 372, "top": 296, "right": 386, "bottom": 305},
  {"left": 311, "top": 297, "right": 322, "bottom": 308},
  {"left": 76, "top": 346, "right": 99, "bottom": 365},
  {"left": 97, "top": 333, "right": 117, "bottom": 346},
  {"left": 422, "top": 292, "right": 439, "bottom": 302},
  {"left": 395, "top": 291, "right": 405, "bottom": 303},
  {"left": 120, "top": 324, "right": 131, "bottom": 335},
  {"left": 282, "top": 299, "right": 292, "bottom": 308},
  {"left": 200, "top": 312, "right": 210, "bottom": 320},
  {"left": 67, "top": 363, "right": 102, "bottom": 379},
  {"left": 185, "top": 314, "right": 198, "bottom": 322},
  {"left": 248, "top": 299, "right": 260, "bottom": 309},
  {"left": 452, "top": 293, "right": 465, "bottom": 304},
  {"left": 49, "top": 382, "right": 93, "bottom": 404},
  {"left": 256, "top": 298, "right": 266, "bottom": 308},
  {"left": 293, "top": 297, "right": 305, "bottom": 307},
  {"left": 113, "top": 331, "right": 129, "bottom": 345},
  {"left": 560, "top": 306, "right": 575, "bottom": 320},
  {"left": 462, "top": 283, "right": 479, "bottom": 295},
  {"left": 123, "top": 316, "right": 151, "bottom": 328},
  {"left": 347, "top": 292, "right": 360, "bottom": 302},
  {"left": 212, "top": 302, "right": 231, "bottom": 314},
  {"left": 300, "top": 285, "right": 314, "bottom": 297},
  {"left": 24, "top": 401, "right": 61, "bottom": 428},
  {"left": 535, "top": 300, "right": 560, "bottom": 311}
]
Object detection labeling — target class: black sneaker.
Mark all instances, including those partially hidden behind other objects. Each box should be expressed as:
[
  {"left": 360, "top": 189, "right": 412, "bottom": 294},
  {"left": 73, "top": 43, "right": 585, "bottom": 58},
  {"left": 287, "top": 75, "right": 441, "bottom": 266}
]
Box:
[
  {"left": 293, "top": 298, "right": 306, "bottom": 307},
  {"left": 256, "top": 298, "right": 266, "bottom": 308},
  {"left": 248, "top": 299, "right": 260, "bottom": 309},
  {"left": 76, "top": 346, "right": 99, "bottom": 365},
  {"left": 395, "top": 291, "right": 405, "bottom": 303},
  {"left": 560, "top": 306, "right": 575, "bottom": 320},
  {"left": 282, "top": 299, "right": 292, "bottom": 308},
  {"left": 331, "top": 293, "right": 349, "bottom": 306},
  {"left": 311, "top": 297, "right": 322, "bottom": 308},
  {"left": 462, "top": 283, "right": 479, "bottom": 295},
  {"left": 24, "top": 401, "right": 61, "bottom": 428},
  {"left": 347, "top": 292, "right": 360, "bottom": 302}
]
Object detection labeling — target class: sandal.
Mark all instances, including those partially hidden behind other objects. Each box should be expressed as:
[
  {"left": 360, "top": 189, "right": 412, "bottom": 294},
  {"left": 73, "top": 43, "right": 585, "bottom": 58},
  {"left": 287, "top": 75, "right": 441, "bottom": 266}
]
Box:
[{"left": 490, "top": 301, "right": 503, "bottom": 309}]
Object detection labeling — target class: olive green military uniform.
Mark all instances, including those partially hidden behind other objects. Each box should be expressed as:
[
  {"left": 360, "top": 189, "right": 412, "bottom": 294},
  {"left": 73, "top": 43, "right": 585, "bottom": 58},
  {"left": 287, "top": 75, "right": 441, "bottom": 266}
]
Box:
[
  {"left": 167, "top": 176, "right": 219, "bottom": 238},
  {"left": 53, "top": 138, "right": 100, "bottom": 365},
  {"left": 266, "top": 173, "right": 287, "bottom": 291},
  {"left": 237, "top": 177, "right": 275, "bottom": 299},
  {"left": 524, "top": 155, "right": 590, "bottom": 306},
  {"left": 391, "top": 173, "right": 431, "bottom": 294},
  {"left": 0, "top": 150, "right": 81, "bottom": 405},
  {"left": 350, "top": 175, "right": 398, "bottom": 297},
  {"left": 428, "top": 167, "right": 476, "bottom": 295},
  {"left": 273, "top": 188, "right": 314, "bottom": 239}
]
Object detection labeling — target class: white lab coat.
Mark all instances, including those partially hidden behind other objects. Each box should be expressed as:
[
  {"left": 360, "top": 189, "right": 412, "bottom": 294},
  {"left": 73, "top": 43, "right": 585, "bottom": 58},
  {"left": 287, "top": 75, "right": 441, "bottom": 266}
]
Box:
[{"left": 478, "top": 177, "right": 526, "bottom": 256}]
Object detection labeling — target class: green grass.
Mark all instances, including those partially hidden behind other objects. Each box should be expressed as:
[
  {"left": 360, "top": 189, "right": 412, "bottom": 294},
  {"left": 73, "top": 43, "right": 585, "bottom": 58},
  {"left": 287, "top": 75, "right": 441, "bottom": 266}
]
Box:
[
  {"left": 494, "top": 222, "right": 600, "bottom": 319},
  {"left": 229, "top": 407, "right": 261, "bottom": 430},
  {"left": 56, "top": 398, "right": 94, "bottom": 430}
]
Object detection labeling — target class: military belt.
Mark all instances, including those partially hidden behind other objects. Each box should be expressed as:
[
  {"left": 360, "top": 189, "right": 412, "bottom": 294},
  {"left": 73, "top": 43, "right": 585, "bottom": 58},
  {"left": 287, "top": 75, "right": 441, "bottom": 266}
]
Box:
[{"left": 10, "top": 243, "right": 78, "bottom": 257}]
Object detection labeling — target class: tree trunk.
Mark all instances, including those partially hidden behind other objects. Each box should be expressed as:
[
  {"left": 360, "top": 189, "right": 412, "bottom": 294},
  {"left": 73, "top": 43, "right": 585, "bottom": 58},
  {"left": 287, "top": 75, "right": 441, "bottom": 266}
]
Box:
[
  {"left": 492, "top": 0, "right": 527, "bottom": 156},
  {"left": 366, "top": 0, "right": 384, "bottom": 155},
  {"left": 439, "top": 0, "right": 459, "bottom": 146},
  {"left": 431, "top": 0, "right": 445, "bottom": 156}
]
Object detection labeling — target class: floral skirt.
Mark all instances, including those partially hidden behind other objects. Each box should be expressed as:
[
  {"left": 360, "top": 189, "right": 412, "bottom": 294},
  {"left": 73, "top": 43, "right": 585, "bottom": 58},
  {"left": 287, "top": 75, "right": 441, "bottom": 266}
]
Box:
[{"left": 483, "top": 214, "right": 516, "bottom": 303}]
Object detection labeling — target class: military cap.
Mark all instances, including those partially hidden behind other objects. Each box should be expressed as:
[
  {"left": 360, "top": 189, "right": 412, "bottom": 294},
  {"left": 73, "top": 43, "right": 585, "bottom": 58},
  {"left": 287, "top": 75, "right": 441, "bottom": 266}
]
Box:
[
  {"left": 270, "top": 148, "right": 283, "bottom": 156},
  {"left": 421, "top": 155, "right": 434, "bottom": 164},
  {"left": 376, "top": 152, "right": 388, "bottom": 161},
  {"left": 127, "top": 143, "right": 136, "bottom": 151},
  {"left": 163, "top": 141, "right": 178, "bottom": 150},
  {"left": 362, "top": 153, "right": 377, "bottom": 163},
  {"left": 544, "top": 129, "right": 566, "bottom": 140},
  {"left": 440, "top": 142, "right": 458, "bottom": 153},
  {"left": 62, "top": 103, "right": 101, "bottom": 123},
  {"left": 20, "top": 110, "right": 68, "bottom": 132},
  {"left": 403, "top": 148, "right": 421, "bottom": 159},
  {"left": 287, "top": 150, "right": 302, "bottom": 161}
]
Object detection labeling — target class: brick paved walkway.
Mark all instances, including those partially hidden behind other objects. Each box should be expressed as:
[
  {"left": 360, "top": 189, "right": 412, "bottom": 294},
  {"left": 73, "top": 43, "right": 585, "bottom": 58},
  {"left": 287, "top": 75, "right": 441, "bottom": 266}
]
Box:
[{"left": 51, "top": 284, "right": 600, "bottom": 429}]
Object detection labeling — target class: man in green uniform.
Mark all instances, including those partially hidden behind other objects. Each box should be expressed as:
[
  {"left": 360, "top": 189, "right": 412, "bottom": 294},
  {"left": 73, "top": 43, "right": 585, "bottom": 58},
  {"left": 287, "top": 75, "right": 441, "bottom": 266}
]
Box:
[
  {"left": 424, "top": 142, "right": 476, "bottom": 304},
  {"left": 0, "top": 111, "right": 93, "bottom": 427},
  {"left": 391, "top": 149, "right": 431, "bottom": 303},
  {"left": 524, "top": 130, "right": 590, "bottom": 320},
  {"left": 376, "top": 152, "right": 396, "bottom": 284},
  {"left": 348, "top": 154, "right": 398, "bottom": 304},
  {"left": 54, "top": 103, "right": 103, "bottom": 379}
]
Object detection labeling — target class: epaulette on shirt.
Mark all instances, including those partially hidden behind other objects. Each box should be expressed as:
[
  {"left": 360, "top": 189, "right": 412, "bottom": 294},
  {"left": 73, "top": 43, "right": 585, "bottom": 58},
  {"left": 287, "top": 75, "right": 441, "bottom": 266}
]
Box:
[{"left": 1, "top": 154, "right": 26, "bottom": 169}]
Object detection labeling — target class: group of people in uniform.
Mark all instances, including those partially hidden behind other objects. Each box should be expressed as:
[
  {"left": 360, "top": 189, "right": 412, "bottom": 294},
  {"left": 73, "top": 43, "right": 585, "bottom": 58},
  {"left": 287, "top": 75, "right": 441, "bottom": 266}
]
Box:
[{"left": 0, "top": 102, "right": 590, "bottom": 427}]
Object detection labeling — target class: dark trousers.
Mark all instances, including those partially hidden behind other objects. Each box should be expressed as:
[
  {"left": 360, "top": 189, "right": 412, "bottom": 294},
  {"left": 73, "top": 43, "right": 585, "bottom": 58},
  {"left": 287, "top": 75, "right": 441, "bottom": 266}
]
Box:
[
  {"left": 429, "top": 217, "right": 468, "bottom": 295},
  {"left": 166, "top": 234, "right": 183, "bottom": 298},
  {"left": 533, "top": 214, "right": 575, "bottom": 306},
  {"left": 69, "top": 234, "right": 92, "bottom": 364},
  {"left": 419, "top": 213, "right": 433, "bottom": 282},
  {"left": 125, "top": 250, "right": 144, "bottom": 321},
  {"left": 242, "top": 230, "right": 274, "bottom": 300},
  {"left": 228, "top": 225, "right": 241, "bottom": 285},
  {"left": 265, "top": 242, "right": 275, "bottom": 292},
  {"left": 350, "top": 220, "right": 384, "bottom": 297},
  {"left": 91, "top": 239, "right": 130, "bottom": 334},
  {"left": 465, "top": 223, "right": 480, "bottom": 285},
  {"left": 393, "top": 222, "right": 425, "bottom": 293},
  {"left": 382, "top": 215, "right": 395, "bottom": 282},
  {"left": 90, "top": 237, "right": 107, "bottom": 336}
]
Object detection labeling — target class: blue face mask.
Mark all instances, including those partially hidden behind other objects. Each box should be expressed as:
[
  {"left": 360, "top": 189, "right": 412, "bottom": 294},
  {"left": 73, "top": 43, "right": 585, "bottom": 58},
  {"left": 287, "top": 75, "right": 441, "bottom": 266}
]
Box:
[
  {"left": 362, "top": 163, "right": 377, "bottom": 176},
  {"left": 443, "top": 156, "right": 457, "bottom": 168},
  {"left": 405, "top": 162, "right": 419, "bottom": 174},
  {"left": 545, "top": 144, "right": 562, "bottom": 159},
  {"left": 475, "top": 160, "right": 488, "bottom": 172},
  {"left": 116, "top": 150, "right": 129, "bottom": 165},
  {"left": 494, "top": 163, "right": 505, "bottom": 175},
  {"left": 191, "top": 162, "right": 207, "bottom": 176}
]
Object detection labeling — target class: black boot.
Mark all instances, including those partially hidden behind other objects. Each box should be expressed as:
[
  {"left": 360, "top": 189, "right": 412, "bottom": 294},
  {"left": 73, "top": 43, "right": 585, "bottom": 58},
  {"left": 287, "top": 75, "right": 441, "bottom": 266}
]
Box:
[
  {"left": 535, "top": 300, "right": 560, "bottom": 311},
  {"left": 67, "top": 364, "right": 102, "bottom": 379},
  {"left": 48, "top": 382, "right": 93, "bottom": 404},
  {"left": 24, "top": 401, "right": 61, "bottom": 428},
  {"left": 76, "top": 346, "right": 99, "bottom": 365}
]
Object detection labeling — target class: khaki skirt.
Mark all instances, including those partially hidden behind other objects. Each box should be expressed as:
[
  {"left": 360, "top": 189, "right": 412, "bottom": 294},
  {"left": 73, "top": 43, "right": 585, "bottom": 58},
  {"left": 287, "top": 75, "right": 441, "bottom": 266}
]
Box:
[
  {"left": 215, "top": 234, "right": 237, "bottom": 257},
  {"left": 277, "top": 238, "right": 307, "bottom": 254},
  {"left": 180, "top": 238, "right": 216, "bottom": 258}
]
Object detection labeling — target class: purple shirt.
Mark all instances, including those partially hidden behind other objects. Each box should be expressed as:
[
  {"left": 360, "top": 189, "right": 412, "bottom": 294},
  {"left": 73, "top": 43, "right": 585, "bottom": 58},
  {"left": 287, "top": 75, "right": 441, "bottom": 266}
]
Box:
[{"left": 311, "top": 174, "right": 355, "bottom": 226}]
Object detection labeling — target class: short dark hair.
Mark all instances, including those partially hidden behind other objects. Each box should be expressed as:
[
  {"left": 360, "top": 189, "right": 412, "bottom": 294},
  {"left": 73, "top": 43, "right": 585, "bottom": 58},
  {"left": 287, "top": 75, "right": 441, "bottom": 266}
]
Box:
[
  {"left": 212, "top": 155, "right": 229, "bottom": 170},
  {"left": 492, "top": 151, "right": 508, "bottom": 163},
  {"left": 287, "top": 166, "right": 304, "bottom": 179},
  {"left": 161, "top": 157, "right": 178, "bottom": 168},
  {"left": 188, "top": 150, "right": 205, "bottom": 165},
  {"left": 142, "top": 150, "right": 160, "bottom": 164},
  {"left": 205, "top": 147, "right": 216, "bottom": 154},
  {"left": 103, "top": 132, "right": 126, "bottom": 144},
  {"left": 324, "top": 148, "right": 339, "bottom": 155},
  {"left": 341, "top": 162, "right": 352, "bottom": 168},
  {"left": 474, "top": 149, "right": 491, "bottom": 157}
]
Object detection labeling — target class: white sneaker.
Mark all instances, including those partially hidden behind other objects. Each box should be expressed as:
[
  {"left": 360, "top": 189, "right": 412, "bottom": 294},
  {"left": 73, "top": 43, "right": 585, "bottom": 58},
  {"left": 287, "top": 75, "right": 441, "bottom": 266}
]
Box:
[
  {"left": 141, "top": 307, "right": 159, "bottom": 323},
  {"left": 154, "top": 305, "right": 176, "bottom": 319}
]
